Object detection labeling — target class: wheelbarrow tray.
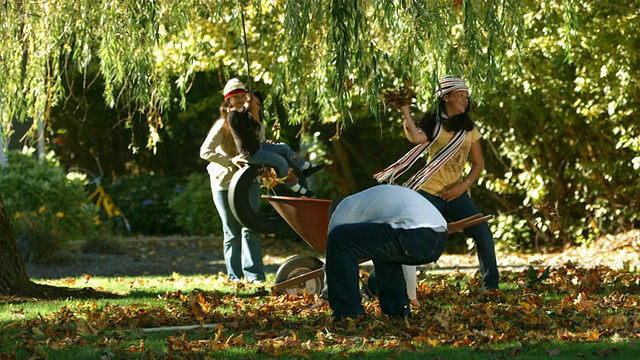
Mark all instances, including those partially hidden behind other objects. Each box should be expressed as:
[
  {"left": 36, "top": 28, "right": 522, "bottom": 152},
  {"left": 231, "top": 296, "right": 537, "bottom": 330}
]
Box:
[{"left": 262, "top": 195, "right": 333, "bottom": 253}]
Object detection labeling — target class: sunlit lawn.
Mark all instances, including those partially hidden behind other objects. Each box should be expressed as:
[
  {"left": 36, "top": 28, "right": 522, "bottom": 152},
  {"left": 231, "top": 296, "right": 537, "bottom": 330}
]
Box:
[{"left": 1, "top": 265, "right": 639, "bottom": 359}]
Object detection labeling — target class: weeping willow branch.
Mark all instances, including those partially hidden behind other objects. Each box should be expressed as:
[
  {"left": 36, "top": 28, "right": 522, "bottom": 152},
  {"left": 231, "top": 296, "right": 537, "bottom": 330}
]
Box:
[{"left": 1, "top": 0, "right": 570, "bottom": 148}]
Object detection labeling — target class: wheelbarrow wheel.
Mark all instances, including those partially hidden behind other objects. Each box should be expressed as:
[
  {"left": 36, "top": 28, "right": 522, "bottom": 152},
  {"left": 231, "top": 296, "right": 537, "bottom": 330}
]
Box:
[
  {"left": 229, "top": 164, "right": 308, "bottom": 234},
  {"left": 228, "top": 165, "right": 288, "bottom": 234},
  {"left": 274, "top": 255, "right": 324, "bottom": 295}
]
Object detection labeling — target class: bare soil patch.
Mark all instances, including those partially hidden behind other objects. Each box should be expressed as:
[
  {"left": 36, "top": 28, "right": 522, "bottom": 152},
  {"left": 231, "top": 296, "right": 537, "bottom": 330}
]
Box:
[{"left": 25, "top": 230, "right": 640, "bottom": 280}]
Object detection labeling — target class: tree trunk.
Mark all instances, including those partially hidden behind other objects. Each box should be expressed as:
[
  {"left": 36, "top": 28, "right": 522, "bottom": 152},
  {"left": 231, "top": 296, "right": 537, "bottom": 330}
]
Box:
[
  {"left": 0, "top": 191, "right": 32, "bottom": 293},
  {"left": 331, "top": 139, "right": 358, "bottom": 194},
  {"left": 0, "top": 191, "right": 120, "bottom": 300}
]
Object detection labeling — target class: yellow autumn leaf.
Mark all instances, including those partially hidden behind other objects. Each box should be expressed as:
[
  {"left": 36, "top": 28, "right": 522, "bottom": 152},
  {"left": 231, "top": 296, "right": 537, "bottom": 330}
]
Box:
[{"left": 76, "top": 321, "right": 99, "bottom": 336}]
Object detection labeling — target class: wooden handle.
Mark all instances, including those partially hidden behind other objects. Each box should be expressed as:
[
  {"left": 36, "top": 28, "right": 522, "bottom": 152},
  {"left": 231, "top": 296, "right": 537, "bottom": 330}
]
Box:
[{"left": 447, "top": 214, "right": 493, "bottom": 234}]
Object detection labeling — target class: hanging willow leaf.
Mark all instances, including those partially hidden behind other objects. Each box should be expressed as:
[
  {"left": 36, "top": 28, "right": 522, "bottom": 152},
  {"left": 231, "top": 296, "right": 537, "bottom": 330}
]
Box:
[{"left": 1, "top": 0, "right": 554, "bottom": 146}]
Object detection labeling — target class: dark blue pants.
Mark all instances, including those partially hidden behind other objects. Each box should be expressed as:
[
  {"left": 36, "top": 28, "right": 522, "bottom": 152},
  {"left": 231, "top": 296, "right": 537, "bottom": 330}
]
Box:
[
  {"left": 419, "top": 191, "right": 499, "bottom": 289},
  {"left": 325, "top": 223, "right": 446, "bottom": 319}
]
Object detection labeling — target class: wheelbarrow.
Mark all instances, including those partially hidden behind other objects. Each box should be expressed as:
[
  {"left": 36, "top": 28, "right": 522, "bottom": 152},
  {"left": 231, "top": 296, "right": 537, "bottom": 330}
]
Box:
[{"left": 263, "top": 195, "right": 494, "bottom": 296}]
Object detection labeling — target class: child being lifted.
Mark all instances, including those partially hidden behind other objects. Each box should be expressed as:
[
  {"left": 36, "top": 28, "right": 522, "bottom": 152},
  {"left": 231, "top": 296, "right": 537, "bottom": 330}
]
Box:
[{"left": 223, "top": 78, "right": 324, "bottom": 197}]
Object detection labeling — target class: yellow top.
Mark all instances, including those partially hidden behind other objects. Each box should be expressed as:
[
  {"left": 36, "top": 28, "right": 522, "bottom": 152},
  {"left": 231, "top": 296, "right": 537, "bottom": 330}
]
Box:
[{"left": 418, "top": 127, "right": 480, "bottom": 195}]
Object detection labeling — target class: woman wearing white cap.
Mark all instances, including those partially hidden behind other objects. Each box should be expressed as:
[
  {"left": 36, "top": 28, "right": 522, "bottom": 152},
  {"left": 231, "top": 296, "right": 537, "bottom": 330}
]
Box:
[
  {"left": 200, "top": 103, "right": 266, "bottom": 283},
  {"left": 374, "top": 75, "right": 500, "bottom": 299}
]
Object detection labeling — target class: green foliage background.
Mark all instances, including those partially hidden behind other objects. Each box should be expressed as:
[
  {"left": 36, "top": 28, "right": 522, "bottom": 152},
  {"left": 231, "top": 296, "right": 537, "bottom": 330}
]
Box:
[
  {"left": 0, "top": 152, "right": 97, "bottom": 262},
  {"left": 168, "top": 173, "right": 223, "bottom": 237},
  {"left": 1, "top": 1, "right": 639, "bottom": 252},
  {"left": 105, "top": 174, "right": 185, "bottom": 236}
]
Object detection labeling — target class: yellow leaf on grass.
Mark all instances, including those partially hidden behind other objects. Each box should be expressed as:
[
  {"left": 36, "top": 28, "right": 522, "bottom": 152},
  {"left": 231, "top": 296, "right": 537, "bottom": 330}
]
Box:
[
  {"left": 611, "top": 333, "right": 624, "bottom": 343},
  {"left": 413, "top": 336, "right": 438, "bottom": 347},
  {"left": 77, "top": 321, "right": 99, "bottom": 336},
  {"left": 545, "top": 347, "right": 562, "bottom": 356}
]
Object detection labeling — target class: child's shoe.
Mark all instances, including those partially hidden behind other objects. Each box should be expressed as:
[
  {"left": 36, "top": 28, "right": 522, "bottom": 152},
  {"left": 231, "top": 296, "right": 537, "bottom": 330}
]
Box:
[
  {"left": 303, "top": 163, "right": 325, "bottom": 177},
  {"left": 290, "top": 184, "right": 315, "bottom": 198}
]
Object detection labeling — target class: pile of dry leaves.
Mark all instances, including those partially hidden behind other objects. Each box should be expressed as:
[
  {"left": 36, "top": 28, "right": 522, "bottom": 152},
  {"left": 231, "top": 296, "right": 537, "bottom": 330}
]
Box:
[{"left": 6, "top": 230, "right": 639, "bottom": 358}]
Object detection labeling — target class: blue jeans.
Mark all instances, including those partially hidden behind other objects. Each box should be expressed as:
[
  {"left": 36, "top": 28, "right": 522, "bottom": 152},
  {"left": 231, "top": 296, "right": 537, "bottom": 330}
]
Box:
[
  {"left": 325, "top": 223, "right": 446, "bottom": 319},
  {"left": 212, "top": 184, "right": 265, "bottom": 282},
  {"left": 419, "top": 191, "right": 499, "bottom": 289},
  {"left": 249, "top": 142, "right": 305, "bottom": 182}
]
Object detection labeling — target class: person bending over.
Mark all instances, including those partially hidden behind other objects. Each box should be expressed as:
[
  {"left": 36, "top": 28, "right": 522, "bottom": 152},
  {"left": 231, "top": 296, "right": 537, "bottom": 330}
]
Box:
[{"left": 325, "top": 184, "right": 447, "bottom": 320}]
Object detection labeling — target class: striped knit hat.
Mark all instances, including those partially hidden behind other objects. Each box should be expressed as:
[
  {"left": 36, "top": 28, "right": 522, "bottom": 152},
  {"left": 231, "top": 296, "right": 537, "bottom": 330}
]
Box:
[
  {"left": 223, "top": 78, "right": 247, "bottom": 100},
  {"left": 435, "top": 75, "right": 469, "bottom": 98}
]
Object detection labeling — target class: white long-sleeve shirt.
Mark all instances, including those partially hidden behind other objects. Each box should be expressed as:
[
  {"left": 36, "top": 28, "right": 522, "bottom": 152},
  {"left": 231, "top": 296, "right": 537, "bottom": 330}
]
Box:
[{"left": 199, "top": 119, "right": 238, "bottom": 190}]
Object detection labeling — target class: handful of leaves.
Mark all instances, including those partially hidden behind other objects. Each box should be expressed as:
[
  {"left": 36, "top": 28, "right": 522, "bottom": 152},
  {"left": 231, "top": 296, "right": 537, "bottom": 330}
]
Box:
[
  {"left": 381, "top": 77, "right": 415, "bottom": 108},
  {"left": 260, "top": 168, "right": 287, "bottom": 190}
]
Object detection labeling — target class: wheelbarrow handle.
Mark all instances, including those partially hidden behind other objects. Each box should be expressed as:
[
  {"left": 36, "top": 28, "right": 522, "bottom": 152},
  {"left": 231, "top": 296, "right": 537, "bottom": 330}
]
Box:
[{"left": 447, "top": 214, "right": 494, "bottom": 234}]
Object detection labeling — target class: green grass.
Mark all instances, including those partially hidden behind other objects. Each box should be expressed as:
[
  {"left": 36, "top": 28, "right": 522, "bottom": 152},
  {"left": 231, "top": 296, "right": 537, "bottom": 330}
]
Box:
[
  {"left": 1, "top": 267, "right": 639, "bottom": 359},
  {"left": 5, "top": 341, "right": 639, "bottom": 360}
]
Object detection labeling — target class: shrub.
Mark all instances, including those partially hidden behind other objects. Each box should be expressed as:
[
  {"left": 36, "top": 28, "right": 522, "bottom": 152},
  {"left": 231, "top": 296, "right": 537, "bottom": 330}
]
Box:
[
  {"left": 104, "top": 174, "right": 184, "bottom": 235},
  {"left": 0, "top": 150, "right": 98, "bottom": 262},
  {"left": 169, "top": 173, "right": 223, "bottom": 236}
]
